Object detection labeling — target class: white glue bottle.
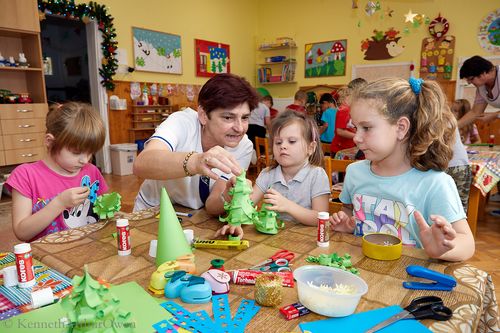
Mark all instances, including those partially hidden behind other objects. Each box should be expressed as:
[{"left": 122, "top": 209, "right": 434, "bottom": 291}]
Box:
[
  {"left": 116, "top": 219, "right": 131, "bottom": 256},
  {"left": 14, "top": 243, "right": 36, "bottom": 288},
  {"left": 317, "top": 212, "right": 330, "bottom": 247}
]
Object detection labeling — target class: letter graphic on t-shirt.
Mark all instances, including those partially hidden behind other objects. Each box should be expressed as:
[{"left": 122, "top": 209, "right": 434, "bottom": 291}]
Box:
[{"left": 352, "top": 193, "right": 417, "bottom": 245}]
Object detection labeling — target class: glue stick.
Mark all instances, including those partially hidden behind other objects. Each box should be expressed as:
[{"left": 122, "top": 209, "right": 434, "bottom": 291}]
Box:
[
  {"left": 317, "top": 212, "right": 330, "bottom": 247},
  {"left": 116, "top": 219, "right": 131, "bottom": 256},
  {"left": 14, "top": 243, "right": 36, "bottom": 288}
]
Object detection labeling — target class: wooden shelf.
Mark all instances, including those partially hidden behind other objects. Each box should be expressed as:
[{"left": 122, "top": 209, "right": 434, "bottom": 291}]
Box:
[
  {"left": 129, "top": 127, "right": 156, "bottom": 131},
  {"left": 0, "top": 28, "right": 38, "bottom": 38},
  {"left": 0, "top": 66, "right": 43, "bottom": 72},
  {"left": 259, "top": 45, "right": 297, "bottom": 51},
  {"left": 128, "top": 104, "right": 178, "bottom": 142},
  {"left": 131, "top": 111, "right": 167, "bottom": 114},
  {"left": 258, "top": 60, "right": 296, "bottom": 66},
  {"left": 132, "top": 104, "right": 174, "bottom": 109},
  {"left": 132, "top": 120, "right": 162, "bottom": 123},
  {"left": 257, "top": 41, "right": 296, "bottom": 85},
  {"left": 0, "top": 0, "right": 47, "bottom": 167},
  {"left": 260, "top": 81, "right": 297, "bottom": 85}
]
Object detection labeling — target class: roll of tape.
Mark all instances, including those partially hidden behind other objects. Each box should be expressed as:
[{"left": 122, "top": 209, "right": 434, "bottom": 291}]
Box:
[
  {"left": 2, "top": 266, "right": 18, "bottom": 287},
  {"left": 362, "top": 233, "right": 402, "bottom": 260},
  {"left": 31, "top": 287, "right": 54, "bottom": 308},
  {"left": 149, "top": 239, "right": 157, "bottom": 258},
  {"left": 183, "top": 229, "right": 194, "bottom": 244}
]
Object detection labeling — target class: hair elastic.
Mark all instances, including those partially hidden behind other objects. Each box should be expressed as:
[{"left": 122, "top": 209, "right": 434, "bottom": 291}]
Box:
[{"left": 409, "top": 77, "right": 424, "bottom": 95}]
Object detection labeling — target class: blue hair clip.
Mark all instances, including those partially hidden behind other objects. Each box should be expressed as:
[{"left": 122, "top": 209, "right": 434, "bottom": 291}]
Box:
[{"left": 409, "top": 77, "right": 424, "bottom": 94}]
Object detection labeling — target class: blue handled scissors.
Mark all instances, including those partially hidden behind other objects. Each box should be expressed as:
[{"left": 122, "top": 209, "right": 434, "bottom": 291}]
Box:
[
  {"left": 258, "top": 258, "right": 291, "bottom": 272},
  {"left": 365, "top": 296, "right": 452, "bottom": 333}
]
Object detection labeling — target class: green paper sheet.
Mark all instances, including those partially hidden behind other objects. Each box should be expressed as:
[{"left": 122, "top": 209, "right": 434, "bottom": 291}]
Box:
[{"left": 2, "top": 282, "right": 171, "bottom": 333}]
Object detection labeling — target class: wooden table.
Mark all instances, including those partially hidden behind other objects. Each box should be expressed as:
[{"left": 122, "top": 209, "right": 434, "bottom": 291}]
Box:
[
  {"left": 466, "top": 145, "right": 499, "bottom": 236},
  {"left": 29, "top": 208, "right": 499, "bottom": 333}
]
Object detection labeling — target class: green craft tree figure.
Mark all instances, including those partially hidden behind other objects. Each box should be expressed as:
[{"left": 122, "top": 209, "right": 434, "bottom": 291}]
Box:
[
  {"left": 136, "top": 57, "right": 145, "bottom": 67},
  {"left": 60, "top": 266, "right": 134, "bottom": 333},
  {"left": 156, "top": 47, "right": 166, "bottom": 56},
  {"left": 217, "top": 61, "right": 223, "bottom": 73},
  {"left": 255, "top": 203, "right": 283, "bottom": 235},
  {"left": 219, "top": 171, "right": 258, "bottom": 227},
  {"left": 211, "top": 61, "right": 217, "bottom": 73}
]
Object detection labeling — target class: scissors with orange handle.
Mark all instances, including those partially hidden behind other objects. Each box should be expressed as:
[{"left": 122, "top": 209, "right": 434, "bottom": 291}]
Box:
[{"left": 249, "top": 249, "right": 295, "bottom": 270}]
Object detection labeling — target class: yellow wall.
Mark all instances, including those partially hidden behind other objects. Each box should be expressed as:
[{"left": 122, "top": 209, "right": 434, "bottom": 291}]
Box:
[
  {"left": 94, "top": 0, "right": 258, "bottom": 85},
  {"left": 93, "top": 0, "right": 498, "bottom": 98},
  {"left": 256, "top": 0, "right": 499, "bottom": 97}
]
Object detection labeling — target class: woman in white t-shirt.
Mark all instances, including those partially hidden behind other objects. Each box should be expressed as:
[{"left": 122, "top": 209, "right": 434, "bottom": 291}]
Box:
[{"left": 133, "top": 74, "right": 259, "bottom": 216}]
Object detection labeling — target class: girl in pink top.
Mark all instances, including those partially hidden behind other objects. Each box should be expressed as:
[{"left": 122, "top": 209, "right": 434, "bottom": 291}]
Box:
[{"left": 6, "top": 102, "right": 108, "bottom": 241}]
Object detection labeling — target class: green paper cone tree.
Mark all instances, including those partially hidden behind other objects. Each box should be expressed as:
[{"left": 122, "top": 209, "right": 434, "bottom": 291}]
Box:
[
  {"left": 156, "top": 188, "right": 192, "bottom": 267},
  {"left": 255, "top": 203, "right": 283, "bottom": 234},
  {"left": 219, "top": 171, "right": 259, "bottom": 226},
  {"left": 60, "top": 266, "right": 134, "bottom": 333}
]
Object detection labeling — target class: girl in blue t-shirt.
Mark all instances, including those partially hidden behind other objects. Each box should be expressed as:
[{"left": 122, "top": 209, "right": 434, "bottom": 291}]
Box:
[{"left": 330, "top": 77, "right": 474, "bottom": 262}]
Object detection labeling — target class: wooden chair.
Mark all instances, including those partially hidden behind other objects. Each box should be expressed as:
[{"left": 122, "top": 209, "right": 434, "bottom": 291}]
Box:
[
  {"left": 323, "top": 157, "right": 356, "bottom": 213},
  {"left": 321, "top": 142, "right": 331, "bottom": 156},
  {"left": 255, "top": 137, "right": 271, "bottom": 173}
]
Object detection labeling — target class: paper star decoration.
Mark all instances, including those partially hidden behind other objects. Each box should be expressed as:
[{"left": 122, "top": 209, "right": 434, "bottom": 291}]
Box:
[{"left": 404, "top": 9, "right": 418, "bottom": 23}]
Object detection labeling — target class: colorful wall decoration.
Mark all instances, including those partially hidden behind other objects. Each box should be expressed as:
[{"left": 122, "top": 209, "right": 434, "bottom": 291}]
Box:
[
  {"left": 195, "top": 39, "right": 230, "bottom": 77},
  {"left": 132, "top": 27, "right": 182, "bottom": 74},
  {"left": 361, "top": 28, "right": 405, "bottom": 60},
  {"left": 304, "top": 40, "right": 347, "bottom": 78},
  {"left": 419, "top": 35, "right": 455, "bottom": 81},
  {"left": 419, "top": 15, "right": 455, "bottom": 81},
  {"left": 478, "top": 9, "right": 500, "bottom": 53}
]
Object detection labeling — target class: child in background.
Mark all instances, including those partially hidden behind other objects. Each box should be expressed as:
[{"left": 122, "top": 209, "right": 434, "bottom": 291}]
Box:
[
  {"left": 285, "top": 90, "right": 307, "bottom": 113},
  {"left": 247, "top": 98, "right": 271, "bottom": 148},
  {"left": 262, "top": 95, "right": 279, "bottom": 120},
  {"left": 330, "top": 78, "right": 367, "bottom": 154},
  {"left": 318, "top": 93, "right": 337, "bottom": 144},
  {"left": 451, "top": 99, "right": 481, "bottom": 144},
  {"left": 217, "top": 110, "right": 330, "bottom": 237},
  {"left": 330, "top": 78, "right": 474, "bottom": 262},
  {"left": 6, "top": 102, "right": 108, "bottom": 241}
]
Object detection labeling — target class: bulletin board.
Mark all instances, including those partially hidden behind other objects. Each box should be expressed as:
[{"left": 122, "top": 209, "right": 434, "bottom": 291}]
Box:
[
  {"left": 351, "top": 62, "right": 413, "bottom": 82},
  {"left": 455, "top": 56, "right": 500, "bottom": 113}
]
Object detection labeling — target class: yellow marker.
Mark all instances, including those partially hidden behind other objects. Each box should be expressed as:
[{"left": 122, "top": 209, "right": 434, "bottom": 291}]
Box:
[{"left": 193, "top": 239, "right": 249, "bottom": 250}]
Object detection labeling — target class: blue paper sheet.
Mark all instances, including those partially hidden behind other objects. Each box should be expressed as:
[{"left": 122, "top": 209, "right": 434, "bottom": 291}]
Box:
[{"left": 299, "top": 305, "right": 432, "bottom": 333}]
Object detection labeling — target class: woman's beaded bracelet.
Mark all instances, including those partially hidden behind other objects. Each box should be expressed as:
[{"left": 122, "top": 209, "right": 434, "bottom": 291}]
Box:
[{"left": 183, "top": 151, "right": 196, "bottom": 177}]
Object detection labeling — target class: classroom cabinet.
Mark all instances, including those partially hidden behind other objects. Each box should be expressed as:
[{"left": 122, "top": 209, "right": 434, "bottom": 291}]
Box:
[{"left": 0, "top": 0, "right": 48, "bottom": 166}]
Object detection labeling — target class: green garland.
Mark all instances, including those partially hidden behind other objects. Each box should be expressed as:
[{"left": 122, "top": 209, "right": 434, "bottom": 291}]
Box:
[{"left": 38, "top": 0, "right": 118, "bottom": 90}]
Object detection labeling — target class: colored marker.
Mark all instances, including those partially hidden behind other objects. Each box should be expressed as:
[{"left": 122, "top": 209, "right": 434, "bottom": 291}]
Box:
[{"left": 176, "top": 212, "right": 193, "bottom": 217}]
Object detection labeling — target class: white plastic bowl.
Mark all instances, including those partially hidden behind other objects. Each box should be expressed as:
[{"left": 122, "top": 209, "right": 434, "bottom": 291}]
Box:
[{"left": 293, "top": 265, "right": 368, "bottom": 317}]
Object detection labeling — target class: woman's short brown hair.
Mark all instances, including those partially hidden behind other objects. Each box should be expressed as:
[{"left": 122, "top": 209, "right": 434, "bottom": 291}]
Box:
[{"left": 198, "top": 73, "right": 259, "bottom": 115}]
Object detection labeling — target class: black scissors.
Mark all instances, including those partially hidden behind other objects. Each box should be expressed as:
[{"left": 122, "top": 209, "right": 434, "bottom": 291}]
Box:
[{"left": 365, "top": 296, "right": 452, "bottom": 333}]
